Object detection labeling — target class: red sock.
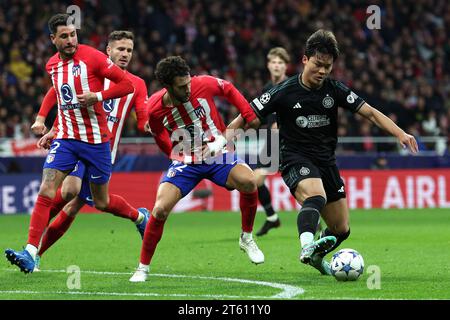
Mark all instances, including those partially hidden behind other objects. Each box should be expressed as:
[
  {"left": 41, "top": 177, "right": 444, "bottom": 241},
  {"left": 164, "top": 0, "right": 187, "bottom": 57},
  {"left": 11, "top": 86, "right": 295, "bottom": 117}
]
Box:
[
  {"left": 140, "top": 215, "right": 166, "bottom": 265},
  {"left": 106, "top": 194, "right": 139, "bottom": 221},
  {"left": 240, "top": 191, "right": 258, "bottom": 233},
  {"left": 38, "top": 210, "right": 75, "bottom": 256},
  {"left": 48, "top": 188, "right": 68, "bottom": 222},
  {"left": 27, "top": 195, "right": 53, "bottom": 248}
]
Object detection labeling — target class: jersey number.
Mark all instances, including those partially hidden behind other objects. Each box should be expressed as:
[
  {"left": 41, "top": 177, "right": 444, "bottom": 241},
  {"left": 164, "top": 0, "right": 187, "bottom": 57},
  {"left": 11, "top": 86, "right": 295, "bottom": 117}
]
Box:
[{"left": 49, "top": 141, "right": 61, "bottom": 154}]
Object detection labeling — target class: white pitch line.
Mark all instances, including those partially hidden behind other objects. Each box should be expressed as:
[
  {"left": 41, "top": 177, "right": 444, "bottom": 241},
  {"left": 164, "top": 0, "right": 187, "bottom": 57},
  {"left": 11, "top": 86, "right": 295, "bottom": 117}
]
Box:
[
  {"left": 1, "top": 268, "right": 304, "bottom": 299},
  {"left": 0, "top": 290, "right": 263, "bottom": 299}
]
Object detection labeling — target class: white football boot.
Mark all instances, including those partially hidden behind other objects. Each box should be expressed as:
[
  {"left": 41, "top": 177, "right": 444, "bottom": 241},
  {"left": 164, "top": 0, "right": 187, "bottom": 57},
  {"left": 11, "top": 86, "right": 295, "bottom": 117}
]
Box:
[
  {"left": 239, "top": 233, "right": 265, "bottom": 264},
  {"left": 129, "top": 265, "right": 149, "bottom": 282}
]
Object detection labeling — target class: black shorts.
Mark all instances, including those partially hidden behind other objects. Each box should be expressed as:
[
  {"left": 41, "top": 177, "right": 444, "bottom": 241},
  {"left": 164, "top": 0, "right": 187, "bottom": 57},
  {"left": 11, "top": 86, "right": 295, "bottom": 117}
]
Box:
[{"left": 281, "top": 158, "right": 346, "bottom": 203}]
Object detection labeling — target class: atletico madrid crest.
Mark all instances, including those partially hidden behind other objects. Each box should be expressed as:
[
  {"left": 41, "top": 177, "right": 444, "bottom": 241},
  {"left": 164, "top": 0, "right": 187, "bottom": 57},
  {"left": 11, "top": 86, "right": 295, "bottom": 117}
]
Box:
[{"left": 72, "top": 64, "right": 81, "bottom": 77}]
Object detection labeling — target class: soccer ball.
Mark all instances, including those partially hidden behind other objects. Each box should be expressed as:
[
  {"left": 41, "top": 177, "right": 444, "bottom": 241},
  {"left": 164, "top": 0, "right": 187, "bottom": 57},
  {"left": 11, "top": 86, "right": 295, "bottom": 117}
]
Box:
[{"left": 331, "top": 248, "right": 364, "bottom": 281}]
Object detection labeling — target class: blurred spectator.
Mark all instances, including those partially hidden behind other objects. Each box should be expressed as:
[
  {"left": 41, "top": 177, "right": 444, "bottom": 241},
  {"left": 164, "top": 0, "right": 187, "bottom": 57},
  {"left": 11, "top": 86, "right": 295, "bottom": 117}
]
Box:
[{"left": 0, "top": 0, "right": 448, "bottom": 155}]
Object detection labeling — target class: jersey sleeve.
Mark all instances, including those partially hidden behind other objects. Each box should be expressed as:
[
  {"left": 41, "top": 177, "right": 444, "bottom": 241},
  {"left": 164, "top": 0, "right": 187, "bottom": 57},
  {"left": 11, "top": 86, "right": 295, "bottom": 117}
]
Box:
[
  {"left": 133, "top": 78, "right": 149, "bottom": 133},
  {"left": 38, "top": 87, "right": 57, "bottom": 118},
  {"left": 333, "top": 80, "right": 365, "bottom": 113},
  {"left": 250, "top": 88, "right": 280, "bottom": 120},
  {"left": 148, "top": 109, "right": 172, "bottom": 158},
  {"left": 90, "top": 48, "right": 134, "bottom": 100},
  {"left": 203, "top": 76, "right": 257, "bottom": 124}
]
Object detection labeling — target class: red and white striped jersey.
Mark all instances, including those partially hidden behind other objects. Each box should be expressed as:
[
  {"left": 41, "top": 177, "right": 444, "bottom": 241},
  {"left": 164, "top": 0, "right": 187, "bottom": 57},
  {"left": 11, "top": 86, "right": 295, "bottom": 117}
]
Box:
[
  {"left": 103, "top": 71, "right": 148, "bottom": 163},
  {"left": 46, "top": 44, "right": 131, "bottom": 144},
  {"left": 148, "top": 75, "right": 256, "bottom": 162}
]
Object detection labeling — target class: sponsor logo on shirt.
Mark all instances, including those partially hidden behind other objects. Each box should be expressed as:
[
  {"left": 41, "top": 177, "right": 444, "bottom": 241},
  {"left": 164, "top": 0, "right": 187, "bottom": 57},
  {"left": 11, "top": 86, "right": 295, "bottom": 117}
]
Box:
[
  {"left": 295, "top": 115, "right": 330, "bottom": 128},
  {"left": 61, "top": 83, "right": 73, "bottom": 103},
  {"left": 103, "top": 99, "right": 115, "bottom": 112}
]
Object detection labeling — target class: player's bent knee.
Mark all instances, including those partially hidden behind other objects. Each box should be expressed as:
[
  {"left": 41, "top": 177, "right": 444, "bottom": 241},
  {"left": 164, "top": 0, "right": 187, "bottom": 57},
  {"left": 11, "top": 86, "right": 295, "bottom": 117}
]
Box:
[
  {"left": 152, "top": 206, "right": 169, "bottom": 220},
  {"left": 238, "top": 176, "right": 257, "bottom": 193},
  {"left": 38, "top": 183, "right": 57, "bottom": 199},
  {"left": 93, "top": 200, "right": 108, "bottom": 212},
  {"left": 61, "top": 189, "right": 78, "bottom": 202}
]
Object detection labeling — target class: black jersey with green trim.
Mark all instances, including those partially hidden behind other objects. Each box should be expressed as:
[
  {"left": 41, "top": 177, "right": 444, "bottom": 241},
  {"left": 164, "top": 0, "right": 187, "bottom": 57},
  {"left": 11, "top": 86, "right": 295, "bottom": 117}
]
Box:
[{"left": 250, "top": 74, "right": 365, "bottom": 168}]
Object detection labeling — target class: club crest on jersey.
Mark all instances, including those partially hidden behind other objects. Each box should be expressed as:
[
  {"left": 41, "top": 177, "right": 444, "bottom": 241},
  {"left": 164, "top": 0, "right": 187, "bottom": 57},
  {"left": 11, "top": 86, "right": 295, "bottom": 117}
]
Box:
[
  {"left": 60, "top": 83, "right": 73, "bottom": 103},
  {"left": 46, "top": 154, "right": 55, "bottom": 164},
  {"left": 260, "top": 92, "right": 271, "bottom": 104},
  {"left": 72, "top": 64, "right": 81, "bottom": 77},
  {"left": 194, "top": 105, "right": 206, "bottom": 119},
  {"left": 322, "top": 95, "right": 334, "bottom": 108},
  {"left": 103, "top": 99, "right": 115, "bottom": 112}
]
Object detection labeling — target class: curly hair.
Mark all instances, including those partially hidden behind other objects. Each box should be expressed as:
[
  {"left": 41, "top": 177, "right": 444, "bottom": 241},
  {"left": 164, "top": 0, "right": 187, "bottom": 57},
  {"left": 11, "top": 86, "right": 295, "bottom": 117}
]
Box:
[{"left": 155, "top": 56, "right": 190, "bottom": 86}]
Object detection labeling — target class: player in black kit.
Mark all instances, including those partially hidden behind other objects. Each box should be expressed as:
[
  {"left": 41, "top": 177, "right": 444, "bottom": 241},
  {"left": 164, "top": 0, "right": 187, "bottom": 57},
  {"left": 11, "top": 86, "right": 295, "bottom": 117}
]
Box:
[
  {"left": 230, "top": 29, "right": 418, "bottom": 275},
  {"left": 255, "top": 47, "right": 290, "bottom": 237}
]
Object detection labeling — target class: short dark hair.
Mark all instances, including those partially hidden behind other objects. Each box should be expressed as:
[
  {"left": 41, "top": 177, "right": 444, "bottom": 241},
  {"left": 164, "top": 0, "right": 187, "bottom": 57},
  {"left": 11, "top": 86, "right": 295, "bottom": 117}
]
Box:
[
  {"left": 305, "top": 29, "right": 339, "bottom": 61},
  {"left": 48, "top": 13, "right": 71, "bottom": 34},
  {"left": 155, "top": 56, "right": 190, "bottom": 86},
  {"left": 108, "top": 30, "right": 134, "bottom": 44}
]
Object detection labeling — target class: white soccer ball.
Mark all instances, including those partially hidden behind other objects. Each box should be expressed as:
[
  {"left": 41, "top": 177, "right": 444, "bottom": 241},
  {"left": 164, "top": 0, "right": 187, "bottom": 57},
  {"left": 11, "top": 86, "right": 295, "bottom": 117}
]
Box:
[{"left": 331, "top": 248, "right": 364, "bottom": 281}]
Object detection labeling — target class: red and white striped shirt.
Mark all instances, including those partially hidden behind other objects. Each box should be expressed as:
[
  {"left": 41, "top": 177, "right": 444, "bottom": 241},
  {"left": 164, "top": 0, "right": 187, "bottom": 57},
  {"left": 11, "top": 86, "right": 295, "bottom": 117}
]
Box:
[
  {"left": 39, "top": 70, "right": 148, "bottom": 164},
  {"left": 103, "top": 71, "right": 148, "bottom": 163},
  {"left": 45, "top": 44, "right": 133, "bottom": 144},
  {"left": 148, "top": 75, "right": 256, "bottom": 162}
]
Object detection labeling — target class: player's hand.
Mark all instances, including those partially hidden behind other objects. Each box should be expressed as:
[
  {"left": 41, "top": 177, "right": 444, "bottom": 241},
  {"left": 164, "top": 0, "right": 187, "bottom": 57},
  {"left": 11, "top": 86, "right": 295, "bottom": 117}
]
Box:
[
  {"left": 31, "top": 116, "right": 48, "bottom": 135},
  {"left": 37, "top": 131, "right": 55, "bottom": 149},
  {"left": 201, "top": 135, "right": 227, "bottom": 159},
  {"left": 144, "top": 121, "right": 152, "bottom": 134},
  {"left": 398, "top": 132, "right": 418, "bottom": 153},
  {"left": 76, "top": 92, "right": 98, "bottom": 107}
]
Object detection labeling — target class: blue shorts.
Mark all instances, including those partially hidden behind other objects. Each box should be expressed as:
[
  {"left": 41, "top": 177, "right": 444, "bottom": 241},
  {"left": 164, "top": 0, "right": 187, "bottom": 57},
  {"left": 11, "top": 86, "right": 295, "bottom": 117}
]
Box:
[
  {"left": 160, "top": 152, "right": 245, "bottom": 198},
  {"left": 66, "top": 161, "right": 95, "bottom": 208},
  {"left": 44, "top": 139, "right": 112, "bottom": 185}
]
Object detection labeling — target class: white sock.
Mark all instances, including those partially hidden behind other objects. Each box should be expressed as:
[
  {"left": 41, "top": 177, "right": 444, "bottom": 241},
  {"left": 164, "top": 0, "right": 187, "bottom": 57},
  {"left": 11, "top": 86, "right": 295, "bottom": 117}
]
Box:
[
  {"left": 25, "top": 244, "right": 37, "bottom": 260},
  {"left": 138, "top": 263, "right": 149, "bottom": 271},
  {"left": 300, "top": 232, "right": 314, "bottom": 248},
  {"left": 135, "top": 211, "right": 144, "bottom": 225},
  {"left": 267, "top": 214, "right": 279, "bottom": 222},
  {"left": 241, "top": 232, "right": 253, "bottom": 241}
]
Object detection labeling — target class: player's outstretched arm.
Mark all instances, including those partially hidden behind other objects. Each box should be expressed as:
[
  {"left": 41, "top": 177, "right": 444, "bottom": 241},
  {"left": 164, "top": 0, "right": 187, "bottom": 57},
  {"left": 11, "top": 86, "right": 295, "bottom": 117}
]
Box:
[
  {"left": 31, "top": 88, "right": 57, "bottom": 135},
  {"left": 357, "top": 102, "right": 419, "bottom": 153}
]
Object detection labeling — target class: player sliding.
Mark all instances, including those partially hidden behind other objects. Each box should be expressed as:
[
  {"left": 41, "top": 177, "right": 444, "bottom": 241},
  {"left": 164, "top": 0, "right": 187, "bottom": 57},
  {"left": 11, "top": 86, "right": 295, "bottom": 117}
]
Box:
[
  {"left": 129, "top": 56, "right": 264, "bottom": 282},
  {"left": 29, "top": 30, "right": 151, "bottom": 271},
  {"left": 232, "top": 29, "right": 418, "bottom": 275},
  {"left": 5, "top": 14, "right": 140, "bottom": 274}
]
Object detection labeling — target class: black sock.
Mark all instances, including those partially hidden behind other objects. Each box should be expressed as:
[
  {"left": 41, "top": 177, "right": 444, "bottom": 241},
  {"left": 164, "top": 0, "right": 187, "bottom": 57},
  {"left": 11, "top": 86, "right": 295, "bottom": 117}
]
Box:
[
  {"left": 297, "top": 195, "right": 326, "bottom": 236},
  {"left": 319, "top": 228, "right": 351, "bottom": 257},
  {"left": 257, "top": 184, "right": 275, "bottom": 217}
]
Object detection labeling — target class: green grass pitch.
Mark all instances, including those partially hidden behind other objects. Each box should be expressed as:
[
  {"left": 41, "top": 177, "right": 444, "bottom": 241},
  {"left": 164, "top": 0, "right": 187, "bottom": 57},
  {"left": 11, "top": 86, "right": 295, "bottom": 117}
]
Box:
[{"left": 1, "top": 209, "right": 449, "bottom": 300}]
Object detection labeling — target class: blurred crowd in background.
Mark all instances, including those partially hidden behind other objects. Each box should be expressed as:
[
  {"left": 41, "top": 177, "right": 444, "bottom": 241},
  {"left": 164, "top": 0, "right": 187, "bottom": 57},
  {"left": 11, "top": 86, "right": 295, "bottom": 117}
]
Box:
[{"left": 0, "top": 0, "right": 449, "bottom": 154}]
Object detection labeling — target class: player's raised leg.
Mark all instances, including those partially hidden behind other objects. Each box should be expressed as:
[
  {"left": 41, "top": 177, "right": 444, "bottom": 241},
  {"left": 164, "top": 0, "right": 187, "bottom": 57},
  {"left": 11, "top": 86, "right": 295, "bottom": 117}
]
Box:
[
  {"left": 130, "top": 182, "right": 183, "bottom": 282},
  {"left": 226, "top": 162, "right": 264, "bottom": 264}
]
